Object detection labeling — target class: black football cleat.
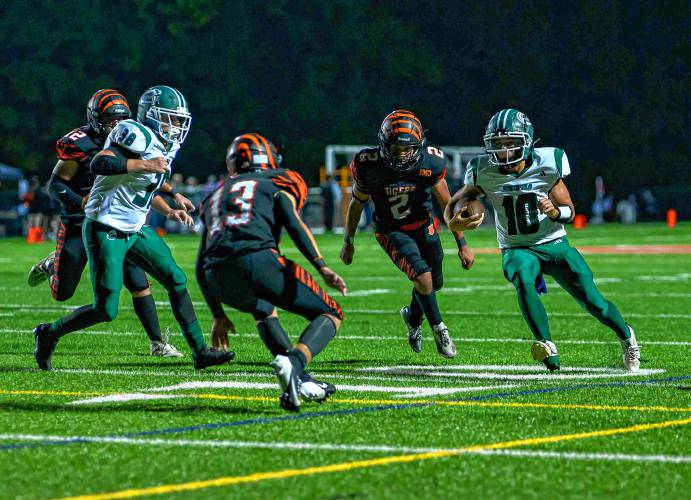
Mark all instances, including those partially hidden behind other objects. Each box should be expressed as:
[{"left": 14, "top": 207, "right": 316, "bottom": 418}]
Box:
[
  {"left": 34, "top": 323, "right": 58, "bottom": 371},
  {"left": 271, "top": 354, "right": 301, "bottom": 412},
  {"left": 193, "top": 347, "right": 235, "bottom": 369}
]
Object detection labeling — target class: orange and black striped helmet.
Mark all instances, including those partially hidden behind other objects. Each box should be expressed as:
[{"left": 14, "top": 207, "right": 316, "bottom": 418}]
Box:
[
  {"left": 226, "top": 133, "right": 283, "bottom": 173},
  {"left": 86, "top": 89, "right": 131, "bottom": 137},
  {"left": 377, "top": 109, "right": 426, "bottom": 172}
]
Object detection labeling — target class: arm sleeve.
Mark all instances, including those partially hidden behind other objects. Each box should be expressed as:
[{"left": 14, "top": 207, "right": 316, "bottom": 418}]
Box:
[
  {"left": 195, "top": 225, "right": 226, "bottom": 319},
  {"left": 47, "top": 174, "right": 83, "bottom": 211},
  {"left": 90, "top": 150, "right": 128, "bottom": 175},
  {"left": 274, "top": 190, "right": 325, "bottom": 269}
]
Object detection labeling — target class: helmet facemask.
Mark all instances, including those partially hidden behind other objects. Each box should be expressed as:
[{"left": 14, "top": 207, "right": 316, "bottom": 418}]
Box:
[
  {"left": 484, "top": 132, "right": 532, "bottom": 167},
  {"left": 146, "top": 106, "right": 192, "bottom": 145}
]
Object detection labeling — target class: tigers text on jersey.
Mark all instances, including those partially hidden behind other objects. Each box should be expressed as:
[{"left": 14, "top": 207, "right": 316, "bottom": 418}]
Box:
[
  {"left": 54, "top": 125, "right": 102, "bottom": 224},
  {"left": 85, "top": 119, "right": 179, "bottom": 232},
  {"left": 199, "top": 168, "right": 308, "bottom": 269},
  {"left": 464, "top": 147, "right": 571, "bottom": 249},
  {"left": 350, "top": 146, "right": 446, "bottom": 231}
]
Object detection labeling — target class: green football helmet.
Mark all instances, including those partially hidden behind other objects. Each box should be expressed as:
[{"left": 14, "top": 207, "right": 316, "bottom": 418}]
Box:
[
  {"left": 484, "top": 108, "right": 534, "bottom": 167},
  {"left": 137, "top": 85, "right": 192, "bottom": 144}
]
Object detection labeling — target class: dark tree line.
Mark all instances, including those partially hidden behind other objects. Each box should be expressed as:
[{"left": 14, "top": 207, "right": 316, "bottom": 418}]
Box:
[{"left": 1, "top": 0, "right": 688, "bottom": 212}]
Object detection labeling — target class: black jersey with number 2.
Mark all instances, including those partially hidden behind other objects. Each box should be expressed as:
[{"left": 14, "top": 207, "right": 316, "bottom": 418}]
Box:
[{"left": 350, "top": 145, "right": 446, "bottom": 231}]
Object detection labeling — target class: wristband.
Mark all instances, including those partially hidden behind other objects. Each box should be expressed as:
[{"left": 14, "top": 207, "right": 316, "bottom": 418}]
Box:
[
  {"left": 555, "top": 205, "right": 573, "bottom": 223},
  {"left": 313, "top": 258, "right": 326, "bottom": 270},
  {"left": 344, "top": 235, "right": 355, "bottom": 245},
  {"left": 455, "top": 236, "right": 468, "bottom": 249}
]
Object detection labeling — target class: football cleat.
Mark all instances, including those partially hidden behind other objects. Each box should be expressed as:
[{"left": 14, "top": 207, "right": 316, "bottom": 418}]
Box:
[
  {"left": 28, "top": 252, "right": 55, "bottom": 287},
  {"left": 192, "top": 347, "right": 234, "bottom": 369},
  {"left": 150, "top": 341, "right": 184, "bottom": 358},
  {"left": 620, "top": 325, "right": 640, "bottom": 372},
  {"left": 34, "top": 323, "right": 59, "bottom": 371},
  {"left": 531, "top": 340, "right": 560, "bottom": 371},
  {"left": 431, "top": 322, "right": 457, "bottom": 358},
  {"left": 400, "top": 306, "right": 423, "bottom": 353},
  {"left": 299, "top": 373, "right": 336, "bottom": 403},
  {"left": 270, "top": 355, "right": 301, "bottom": 412}
]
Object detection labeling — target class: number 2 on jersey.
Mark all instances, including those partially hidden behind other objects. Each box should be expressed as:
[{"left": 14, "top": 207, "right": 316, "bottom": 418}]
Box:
[{"left": 502, "top": 193, "right": 540, "bottom": 235}]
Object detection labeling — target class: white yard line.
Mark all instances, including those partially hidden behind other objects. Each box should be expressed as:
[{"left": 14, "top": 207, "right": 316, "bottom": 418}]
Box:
[
  {"left": 67, "top": 381, "right": 518, "bottom": 405},
  {"left": 1, "top": 328, "right": 689, "bottom": 346},
  {"left": 0, "top": 433, "right": 689, "bottom": 464}
]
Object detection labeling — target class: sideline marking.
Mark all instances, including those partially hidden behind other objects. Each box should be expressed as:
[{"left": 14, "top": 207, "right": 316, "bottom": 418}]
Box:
[{"left": 61, "top": 417, "right": 691, "bottom": 499}]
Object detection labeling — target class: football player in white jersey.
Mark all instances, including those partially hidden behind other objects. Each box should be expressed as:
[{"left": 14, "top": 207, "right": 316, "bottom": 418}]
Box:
[
  {"left": 446, "top": 108, "right": 640, "bottom": 372},
  {"left": 33, "top": 85, "right": 234, "bottom": 371}
]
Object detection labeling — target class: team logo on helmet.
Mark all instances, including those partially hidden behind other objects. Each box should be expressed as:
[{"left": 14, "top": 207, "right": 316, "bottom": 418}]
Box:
[
  {"left": 226, "top": 133, "right": 282, "bottom": 173},
  {"left": 86, "top": 89, "right": 131, "bottom": 137},
  {"left": 378, "top": 109, "right": 426, "bottom": 172}
]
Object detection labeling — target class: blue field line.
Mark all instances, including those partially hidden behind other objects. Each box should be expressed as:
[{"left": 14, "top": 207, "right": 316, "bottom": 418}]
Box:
[{"left": 2, "top": 374, "right": 690, "bottom": 452}]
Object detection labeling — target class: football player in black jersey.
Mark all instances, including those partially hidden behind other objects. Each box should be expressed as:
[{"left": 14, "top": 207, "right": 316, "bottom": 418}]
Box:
[
  {"left": 197, "top": 133, "right": 347, "bottom": 412},
  {"left": 340, "top": 110, "right": 475, "bottom": 358},
  {"left": 27, "top": 89, "right": 186, "bottom": 357}
]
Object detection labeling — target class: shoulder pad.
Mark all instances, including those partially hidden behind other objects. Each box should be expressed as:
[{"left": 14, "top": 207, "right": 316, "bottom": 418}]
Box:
[
  {"left": 55, "top": 127, "right": 99, "bottom": 161},
  {"left": 350, "top": 148, "right": 379, "bottom": 184},
  {"left": 108, "top": 119, "right": 153, "bottom": 155},
  {"left": 421, "top": 145, "right": 447, "bottom": 180},
  {"left": 272, "top": 169, "right": 308, "bottom": 210}
]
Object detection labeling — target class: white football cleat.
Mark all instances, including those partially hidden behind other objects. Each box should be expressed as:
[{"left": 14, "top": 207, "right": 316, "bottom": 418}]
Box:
[
  {"left": 28, "top": 252, "right": 55, "bottom": 287},
  {"left": 150, "top": 341, "right": 183, "bottom": 358},
  {"left": 531, "top": 340, "right": 560, "bottom": 371},
  {"left": 620, "top": 325, "right": 640, "bottom": 371},
  {"left": 400, "top": 306, "right": 423, "bottom": 353},
  {"left": 431, "top": 322, "right": 456, "bottom": 358},
  {"left": 270, "top": 354, "right": 301, "bottom": 412}
]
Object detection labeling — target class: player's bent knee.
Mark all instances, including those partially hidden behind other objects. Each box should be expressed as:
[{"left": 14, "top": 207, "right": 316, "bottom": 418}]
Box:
[
  {"left": 413, "top": 272, "right": 434, "bottom": 295},
  {"left": 129, "top": 287, "right": 151, "bottom": 298},
  {"left": 324, "top": 313, "right": 341, "bottom": 331}
]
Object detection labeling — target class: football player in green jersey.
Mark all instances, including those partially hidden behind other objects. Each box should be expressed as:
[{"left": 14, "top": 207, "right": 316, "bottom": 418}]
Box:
[
  {"left": 446, "top": 108, "right": 640, "bottom": 372},
  {"left": 33, "top": 85, "right": 234, "bottom": 371}
]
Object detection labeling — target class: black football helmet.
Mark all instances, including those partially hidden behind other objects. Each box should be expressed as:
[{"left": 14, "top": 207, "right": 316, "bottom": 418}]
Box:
[
  {"left": 377, "top": 109, "right": 426, "bottom": 172},
  {"left": 226, "top": 133, "right": 282, "bottom": 173},
  {"left": 86, "top": 89, "right": 131, "bottom": 137}
]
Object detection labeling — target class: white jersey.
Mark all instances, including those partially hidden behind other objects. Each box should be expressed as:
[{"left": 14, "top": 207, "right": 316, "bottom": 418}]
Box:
[
  {"left": 464, "top": 147, "right": 571, "bottom": 249},
  {"left": 85, "top": 119, "right": 179, "bottom": 232}
]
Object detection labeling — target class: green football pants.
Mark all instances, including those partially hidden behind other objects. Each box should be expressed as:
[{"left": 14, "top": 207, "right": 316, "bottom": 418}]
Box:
[
  {"left": 501, "top": 237, "right": 630, "bottom": 342},
  {"left": 49, "top": 219, "right": 205, "bottom": 352}
]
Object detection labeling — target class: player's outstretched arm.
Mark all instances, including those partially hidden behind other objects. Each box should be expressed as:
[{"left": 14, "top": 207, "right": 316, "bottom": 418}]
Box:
[
  {"left": 157, "top": 182, "right": 196, "bottom": 212},
  {"left": 151, "top": 195, "right": 194, "bottom": 227},
  {"left": 275, "top": 190, "right": 347, "bottom": 295},
  {"left": 47, "top": 160, "right": 86, "bottom": 211},
  {"left": 194, "top": 224, "right": 236, "bottom": 352},
  {"left": 90, "top": 149, "right": 169, "bottom": 175},
  {"left": 539, "top": 179, "right": 575, "bottom": 222},
  {"left": 339, "top": 182, "right": 368, "bottom": 265},
  {"left": 433, "top": 180, "right": 475, "bottom": 270}
]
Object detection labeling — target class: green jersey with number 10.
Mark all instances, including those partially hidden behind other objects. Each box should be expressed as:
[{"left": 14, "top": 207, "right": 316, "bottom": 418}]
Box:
[
  {"left": 464, "top": 147, "right": 571, "bottom": 249},
  {"left": 85, "top": 119, "right": 179, "bottom": 232}
]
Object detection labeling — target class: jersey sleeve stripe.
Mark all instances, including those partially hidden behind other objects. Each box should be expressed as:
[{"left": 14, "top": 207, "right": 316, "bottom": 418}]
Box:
[
  {"left": 554, "top": 148, "right": 564, "bottom": 177},
  {"left": 128, "top": 121, "right": 153, "bottom": 150}
]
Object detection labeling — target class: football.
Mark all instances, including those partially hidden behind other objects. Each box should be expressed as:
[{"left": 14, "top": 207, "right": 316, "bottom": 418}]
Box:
[{"left": 456, "top": 199, "right": 485, "bottom": 218}]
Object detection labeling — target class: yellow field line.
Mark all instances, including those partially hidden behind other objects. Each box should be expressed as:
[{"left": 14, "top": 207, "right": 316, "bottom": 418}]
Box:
[
  {"left": 0, "top": 389, "right": 102, "bottom": 397},
  {"left": 62, "top": 416, "right": 691, "bottom": 500},
  {"left": 2, "top": 389, "right": 690, "bottom": 414}
]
